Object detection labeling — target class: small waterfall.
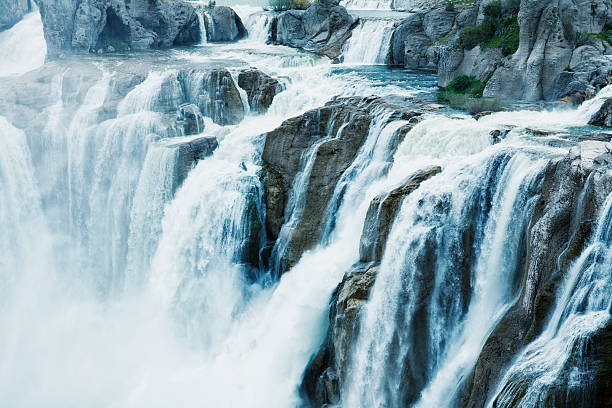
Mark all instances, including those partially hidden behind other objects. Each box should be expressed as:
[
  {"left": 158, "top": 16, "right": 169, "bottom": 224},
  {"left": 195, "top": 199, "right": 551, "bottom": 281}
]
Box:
[
  {"left": 0, "top": 12, "right": 46, "bottom": 76},
  {"left": 341, "top": 0, "right": 392, "bottom": 10},
  {"left": 196, "top": 7, "right": 208, "bottom": 44},
  {"left": 489, "top": 193, "right": 612, "bottom": 408},
  {"left": 343, "top": 19, "right": 395, "bottom": 64}
]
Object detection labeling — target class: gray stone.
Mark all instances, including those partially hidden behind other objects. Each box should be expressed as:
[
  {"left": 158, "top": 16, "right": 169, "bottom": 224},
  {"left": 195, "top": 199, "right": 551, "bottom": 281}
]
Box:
[
  {"left": 589, "top": 98, "right": 612, "bottom": 127},
  {"left": 34, "top": 0, "right": 201, "bottom": 58},
  {"left": 202, "top": 6, "right": 247, "bottom": 42},
  {"left": 269, "top": 2, "right": 355, "bottom": 58},
  {"left": 177, "top": 103, "right": 205, "bottom": 135},
  {"left": 237, "top": 69, "right": 284, "bottom": 114}
]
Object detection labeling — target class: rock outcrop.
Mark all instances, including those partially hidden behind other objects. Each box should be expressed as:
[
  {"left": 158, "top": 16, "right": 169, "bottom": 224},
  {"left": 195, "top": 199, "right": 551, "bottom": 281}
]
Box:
[
  {"left": 300, "top": 167, "right": 443, "bottom": 407},
  {"left": 268, "top": 0, "right": 356, "bottom": 59},
  {"left": 389, "top": 0, "right": 612, "bottom": 102},
  {"left": 261, "top": 97, "right": 426, "bottom": 275},
  {"left": 34, "top": 0, "right": 201, "bottom": 58},
  {"left": 237, "top": 69, "right": 285, "bottom": 113},
  {"left": 171, "top": 136, "right": 219, "bottom": 192},
  {"left": 201, "top": 5, "right": 247, "bottom": 42},
  {"left": 0, "top": 0, "right": 32, "bottom": 31},
  {"left": 0, "top": 56, "right": 281, "bottom": 134}
]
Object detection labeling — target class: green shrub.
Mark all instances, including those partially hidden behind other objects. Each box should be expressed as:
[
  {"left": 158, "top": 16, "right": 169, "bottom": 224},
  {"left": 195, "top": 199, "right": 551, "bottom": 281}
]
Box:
[
  {"left": 459, "top": 3, "right": 519, "bottom": 56},
  {"left": 438, "top": 74, "right": 502, "bottom": 113},
  {"left": 291, "top": 0, "right": 311, "bottom": 9},
  {"left": 485, "top": 16, "right": 520, "bottom": 56},
  {"left": 483, "top": 1, "right": 502, "bottom": 20}
]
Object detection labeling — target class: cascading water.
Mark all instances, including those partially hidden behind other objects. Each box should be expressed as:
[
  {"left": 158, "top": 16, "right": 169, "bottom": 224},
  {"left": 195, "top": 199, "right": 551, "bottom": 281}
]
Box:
[
  {"left": 341, "top": 0, "right": 392, "bottom": 10},
  {"left": 343, "top": 19, "right": 395, "bottom": 64},
  {"left": 488, "top": 193, "right": 612, "bottom": 408},
  {"left": 2, "top": 2, "right": 612, "bottom": 407},
  {"left": 0, "top": 12, "right": 46, "bottom": 76}
]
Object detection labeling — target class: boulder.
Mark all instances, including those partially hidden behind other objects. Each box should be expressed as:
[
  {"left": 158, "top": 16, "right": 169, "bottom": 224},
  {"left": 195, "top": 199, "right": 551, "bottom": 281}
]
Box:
[
  {"left": 171, "top": 136, "right": 218, "bottom": 191},
  {"left": 202, "top": 6, "right": 247, "bottom": 42},
  {"left": 0, "top": 0, "right": 31, "bottom": 31},
  {"left": 34, "top": 0, "right": 201, "bottom": 58},
  {"left": 589, "top": 98, "right": 612, "bottom": 127},
  {"left": 177, "top": 103, "right": 205, "bottom": 135},
  {"left": 237, "top": 69, "right": 284, "bottom": 113},
  {"left": 269, "top": 2, "right": 356, "bottom": 59}
]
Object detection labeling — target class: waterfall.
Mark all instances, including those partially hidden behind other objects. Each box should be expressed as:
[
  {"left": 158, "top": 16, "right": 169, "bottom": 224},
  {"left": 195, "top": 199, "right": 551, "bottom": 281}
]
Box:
[
  {"left": 196, "top": 8, "right": 208, "bottom": 44},
  {"left": 343, "top": 19, "right": 395, "bottom": 64},
  {"left": 2, "top": 7, "right": 611, "bottom": 407},
  {"left": 343, "top": 142, "right": 542, "bottom": 406},
  {"left": 0, "top": 12, "right": 46, "bottom": 77},
  {"left": 341, "top": 0, "right": 392, "bottom": 10},
  {"left": 489, "top": 193, "right": 612, "bottom": 408}
]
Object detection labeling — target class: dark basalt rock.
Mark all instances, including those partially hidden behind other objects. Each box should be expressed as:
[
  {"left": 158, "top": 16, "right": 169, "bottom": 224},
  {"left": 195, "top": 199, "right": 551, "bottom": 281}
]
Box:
[
  {"left": 171, "top": 136, "right": 218, "bottom": 192},
  {"left": 0, "top": 0, "right": 31, "bottom": 31},
  {"left": 34, "top": 0, "right": 201, "bottom": 58},
  {"left": 202, "top": 6, "right": 247, "bottom": 42},
  {"left": 300, "top": 166, "right": 441, "bottom": 407},
  {"left": 261, "top": 97, "right": 427, "bottom": 274},
  {"left": 589, "top": 98, "right": 612, "bottom": 128},
  {"left": 237, "top": 69, "right": 284, "bottom": 114}
]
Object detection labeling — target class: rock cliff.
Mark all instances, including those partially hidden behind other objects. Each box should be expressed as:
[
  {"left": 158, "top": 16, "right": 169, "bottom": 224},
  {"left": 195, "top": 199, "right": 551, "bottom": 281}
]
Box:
[{"left": 33, "top": 0, "right": 201, "bottom": 58}]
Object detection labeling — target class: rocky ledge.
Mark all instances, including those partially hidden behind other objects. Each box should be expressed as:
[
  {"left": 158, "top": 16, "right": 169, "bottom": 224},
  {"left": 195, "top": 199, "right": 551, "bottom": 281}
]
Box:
[
  {"left": 0, "top": 55, "right": 283, "bottom": 156},
  {"left": 261, "top": 96, "right": 431, "bottom": 275}
]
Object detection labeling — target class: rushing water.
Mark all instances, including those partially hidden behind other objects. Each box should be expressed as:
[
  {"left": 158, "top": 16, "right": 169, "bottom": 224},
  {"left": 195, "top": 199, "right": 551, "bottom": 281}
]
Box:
[{"left": 0, "top": 4, "right": 611, "bottom": 408}]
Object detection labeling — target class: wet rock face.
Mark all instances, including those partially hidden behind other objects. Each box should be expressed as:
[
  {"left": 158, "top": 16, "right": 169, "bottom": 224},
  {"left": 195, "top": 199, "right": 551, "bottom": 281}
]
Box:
[
  {"left": 170, "top": 136, "right": 218, "bottom": 192},
  {"left": 202, "top": 6, "right": 247, "bottom": 42},
  {"left": 301, "top": 262, "right": 378, "bottom": 407},
  {"left": 261, "top": 97, "right": 373, "bottom": 273},
  {"left": 300, "top": 166, "right": 442, "bottom": 407},
  {"left": 261, "top": 97, "right": 430, "bottom": 275},
  {"left": 0, "top": 0, "right": 31, "bottom": 31},
  {"left": 237, "top": 69, "right": 285, "bottom": 114},
  {"left": 359, "top": 166, "right": 442, "bottom": 263},
  {"left": 589, "top": 98, "right": 612, "bottom": 127},
  {"left": 459, "top": 141, "right": 612, "bottom": 408},
  {"left": 177, "top": 103, "right": 205, "bottom": 135},
  {"left": 34, "top": 0, "right": 201, "bottom": 58},
  {"left": 268, "top": 2, "right": 356, "bottom": 59}
]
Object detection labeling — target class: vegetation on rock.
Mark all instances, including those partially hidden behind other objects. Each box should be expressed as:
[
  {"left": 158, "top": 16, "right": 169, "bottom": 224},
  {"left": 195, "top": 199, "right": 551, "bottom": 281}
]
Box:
[{"left": 459, "top": 1, "right": 519, "bottom": 56}]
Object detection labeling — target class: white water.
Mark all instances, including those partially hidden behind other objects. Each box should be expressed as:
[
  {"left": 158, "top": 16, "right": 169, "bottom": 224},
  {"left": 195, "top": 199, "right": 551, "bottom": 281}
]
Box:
[
  {"left": 341, "top": 0, "right": 392, "bottom": 10},
  {"left": 0, "top": 12, "right": 46, "bottom": 77},
  {"left": 343, "top": 19, "right": 395, "bottom": 64}
]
